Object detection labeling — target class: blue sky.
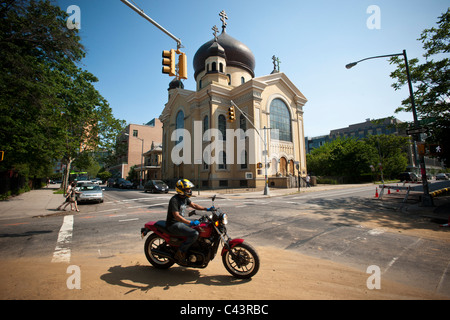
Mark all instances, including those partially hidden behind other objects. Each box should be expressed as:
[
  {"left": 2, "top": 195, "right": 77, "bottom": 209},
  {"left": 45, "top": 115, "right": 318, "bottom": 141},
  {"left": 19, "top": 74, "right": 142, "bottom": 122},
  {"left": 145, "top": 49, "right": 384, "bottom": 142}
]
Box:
[{"left": 55, "top": 0, "right": 449, "bottom": 137}]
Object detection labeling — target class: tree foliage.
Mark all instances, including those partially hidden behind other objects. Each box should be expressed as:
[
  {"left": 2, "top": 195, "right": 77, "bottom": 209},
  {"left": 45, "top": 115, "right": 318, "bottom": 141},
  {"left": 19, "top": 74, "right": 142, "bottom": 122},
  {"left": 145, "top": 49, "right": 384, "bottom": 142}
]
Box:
[
  {"left": 0, "top": 0, "right": 125, "bottom": 190},
  {"left": 306, "top": 135, "right": 410, "bottom": 181},
  {"left": 390, "top": 8, "right": 450, "bottom": 166}
]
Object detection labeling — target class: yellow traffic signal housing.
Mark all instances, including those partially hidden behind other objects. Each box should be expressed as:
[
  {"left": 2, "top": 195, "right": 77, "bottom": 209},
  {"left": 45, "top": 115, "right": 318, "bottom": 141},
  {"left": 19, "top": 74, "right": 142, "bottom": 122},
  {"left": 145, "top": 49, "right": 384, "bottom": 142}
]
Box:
[
  {"left": 162, "top": 49, "right": 176, "bottom": 76},
  {"left": 178, "top": 52, "right": 187, "bottom": 80},
  {"left": 0, "top": 151, "right": 4, "bottom": 162},
  {"left": 417, "top": 143, "right": 425, "bottom": 156},
  {"left": 228, "top": 106, "right": 236, "bottom": 123}
]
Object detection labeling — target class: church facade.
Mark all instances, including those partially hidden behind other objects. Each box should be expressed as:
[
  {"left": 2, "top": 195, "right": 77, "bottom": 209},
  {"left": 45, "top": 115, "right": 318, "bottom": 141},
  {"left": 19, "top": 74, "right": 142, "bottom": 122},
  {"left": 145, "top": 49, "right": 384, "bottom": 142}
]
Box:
[{"left": 160, "top": 12, "right": 308, "bottom": 189}]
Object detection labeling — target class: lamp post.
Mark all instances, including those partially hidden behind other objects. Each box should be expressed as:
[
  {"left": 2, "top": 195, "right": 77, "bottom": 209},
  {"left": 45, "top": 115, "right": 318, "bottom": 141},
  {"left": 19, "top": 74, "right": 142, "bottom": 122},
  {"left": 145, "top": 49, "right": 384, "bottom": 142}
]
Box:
[{"left": 346, "top": 50, "right": 433, "bottom": 207}]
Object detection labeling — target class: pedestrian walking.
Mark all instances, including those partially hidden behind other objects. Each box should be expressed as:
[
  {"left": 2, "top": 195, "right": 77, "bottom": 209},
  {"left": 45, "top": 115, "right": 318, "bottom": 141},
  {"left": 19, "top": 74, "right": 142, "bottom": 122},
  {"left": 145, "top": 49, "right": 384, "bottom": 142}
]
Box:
[
  {"left": 306, "top": 175, "right": 311, "bottom": 188},
  {"left": 57, "top": 181, "right": 81, "bottom": 212}
]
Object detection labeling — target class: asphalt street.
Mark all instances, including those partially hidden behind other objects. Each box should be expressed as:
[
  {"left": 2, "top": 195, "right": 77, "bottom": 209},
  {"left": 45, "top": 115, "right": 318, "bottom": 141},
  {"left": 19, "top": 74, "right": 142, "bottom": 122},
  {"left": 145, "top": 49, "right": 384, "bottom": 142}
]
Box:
[{"left": 1, "top": 183, "right": 449, "bottom": 298}]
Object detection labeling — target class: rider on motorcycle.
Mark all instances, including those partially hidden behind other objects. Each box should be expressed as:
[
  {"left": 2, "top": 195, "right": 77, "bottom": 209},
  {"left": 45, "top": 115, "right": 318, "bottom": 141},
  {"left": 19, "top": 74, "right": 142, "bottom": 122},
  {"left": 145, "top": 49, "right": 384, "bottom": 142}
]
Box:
[{"left": 166, "top": 179, "right": 214, "bottom": 263}]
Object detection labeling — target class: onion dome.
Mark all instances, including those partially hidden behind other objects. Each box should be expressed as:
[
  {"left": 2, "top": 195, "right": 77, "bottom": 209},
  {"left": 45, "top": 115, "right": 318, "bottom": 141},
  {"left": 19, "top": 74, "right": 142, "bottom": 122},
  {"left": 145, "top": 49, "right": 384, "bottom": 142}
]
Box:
[
  {"left": 193, "top": 29, "right": 255, "bottom": 79},
  {"left": 168, "top": 78, "right": 184, "bottom": 91}
]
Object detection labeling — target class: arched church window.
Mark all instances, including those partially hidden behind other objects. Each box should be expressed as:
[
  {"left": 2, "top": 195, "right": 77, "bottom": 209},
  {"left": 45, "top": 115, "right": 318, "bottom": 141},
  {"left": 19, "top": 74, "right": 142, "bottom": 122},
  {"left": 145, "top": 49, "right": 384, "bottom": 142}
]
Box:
[
  {"left": 219, "top": 63, "right": 224, "bottom": 72},
  {"left": 270, "top": 99, "right": 292, "bottom": 142},
  {"left": 175, "top": 110, "right": 184, "bottom": 145},
  {"left": 212, "top": 62, "right": 217, "bottom": 71},
  {"left": 218, "top": 114, "right": 226, "bottom": 141}
]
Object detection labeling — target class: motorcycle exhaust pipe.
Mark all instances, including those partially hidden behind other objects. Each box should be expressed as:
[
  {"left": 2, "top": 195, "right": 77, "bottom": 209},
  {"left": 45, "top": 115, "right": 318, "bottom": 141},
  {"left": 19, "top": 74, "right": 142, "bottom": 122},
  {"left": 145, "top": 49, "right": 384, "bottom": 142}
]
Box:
[{"left": 151, "top": 249, "right": 173, "bottom": 260}]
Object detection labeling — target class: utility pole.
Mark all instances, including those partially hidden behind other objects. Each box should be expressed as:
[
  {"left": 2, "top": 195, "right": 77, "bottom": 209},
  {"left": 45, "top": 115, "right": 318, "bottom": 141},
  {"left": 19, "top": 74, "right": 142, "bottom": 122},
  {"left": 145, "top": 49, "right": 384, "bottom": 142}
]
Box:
[{"left": 230, "top": 101, "right": 271, "bottom": 195}]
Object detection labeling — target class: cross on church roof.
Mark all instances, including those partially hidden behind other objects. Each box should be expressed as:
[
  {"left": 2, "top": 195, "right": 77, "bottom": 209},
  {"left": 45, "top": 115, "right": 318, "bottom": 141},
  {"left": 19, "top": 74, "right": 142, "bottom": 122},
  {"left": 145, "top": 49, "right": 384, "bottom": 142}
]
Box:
[
  {"left": 219, "top": 10, "right": 228, "bottom": 30},
  {"left": 212, "top": 25, "right": 219, "bottom": 41},
  {"left": 272, "top": 55, "right": 281, "bottom": 72}
]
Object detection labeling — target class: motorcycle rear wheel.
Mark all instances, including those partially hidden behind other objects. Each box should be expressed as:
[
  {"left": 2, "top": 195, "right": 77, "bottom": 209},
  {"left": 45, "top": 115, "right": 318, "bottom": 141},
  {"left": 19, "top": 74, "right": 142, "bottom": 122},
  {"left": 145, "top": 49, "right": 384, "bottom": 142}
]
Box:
[
  {"left": 144, "top": 233, "right": 175, "bottom": 269},
  {"left": 222, "top": 243, "right": 260, "bottom": 279}
]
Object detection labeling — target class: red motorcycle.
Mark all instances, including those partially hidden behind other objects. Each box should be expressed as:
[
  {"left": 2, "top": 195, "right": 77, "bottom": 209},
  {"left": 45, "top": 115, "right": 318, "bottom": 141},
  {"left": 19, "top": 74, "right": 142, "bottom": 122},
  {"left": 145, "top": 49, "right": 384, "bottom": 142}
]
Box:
[{"left": 140, "top": 195, "right": 260, "bottom": 279}]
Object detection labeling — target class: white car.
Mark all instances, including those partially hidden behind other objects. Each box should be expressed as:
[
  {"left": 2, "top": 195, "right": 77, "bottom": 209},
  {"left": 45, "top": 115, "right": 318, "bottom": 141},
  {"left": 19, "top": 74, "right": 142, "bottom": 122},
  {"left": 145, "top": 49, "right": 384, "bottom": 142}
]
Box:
[{"left": 77, "top": 184, "right": 104, "bottom": 203}]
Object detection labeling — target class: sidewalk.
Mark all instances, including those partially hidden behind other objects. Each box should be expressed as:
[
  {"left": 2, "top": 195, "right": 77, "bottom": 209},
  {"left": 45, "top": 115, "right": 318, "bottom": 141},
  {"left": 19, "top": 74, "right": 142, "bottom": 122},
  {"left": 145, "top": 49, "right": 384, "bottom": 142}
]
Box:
[
  {"left": 0, "top": 185, "right": 66, "bottom": 221},
  {"left": 1, "top": 183, "right": 448, "bottom": 224},
  {"left": 0, "top": 183, "right": 368, "bottom": 221}
]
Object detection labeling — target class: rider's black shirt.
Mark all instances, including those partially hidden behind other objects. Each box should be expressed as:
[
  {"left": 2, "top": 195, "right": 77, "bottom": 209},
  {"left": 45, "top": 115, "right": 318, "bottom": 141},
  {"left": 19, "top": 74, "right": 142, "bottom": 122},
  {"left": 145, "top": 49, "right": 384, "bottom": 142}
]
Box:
[{"left": 166, "top": 194, "right": 191, "bottom": 227}]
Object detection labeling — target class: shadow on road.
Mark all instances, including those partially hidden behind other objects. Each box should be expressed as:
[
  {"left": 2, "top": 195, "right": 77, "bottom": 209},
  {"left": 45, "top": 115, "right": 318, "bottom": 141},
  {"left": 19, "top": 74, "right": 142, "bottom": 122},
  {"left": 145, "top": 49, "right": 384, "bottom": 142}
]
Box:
[{"left": 100, "top": 264, "right": 250, "bottom": 295}]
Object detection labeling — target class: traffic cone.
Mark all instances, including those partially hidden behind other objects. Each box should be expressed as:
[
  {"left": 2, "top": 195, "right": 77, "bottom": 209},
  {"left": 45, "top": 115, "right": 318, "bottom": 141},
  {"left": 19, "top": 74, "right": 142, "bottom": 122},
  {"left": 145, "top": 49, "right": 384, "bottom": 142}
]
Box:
[
  {"left": 440, "top": 216, "right": 450, "bottom": 228},
  {"left": 375, "top": 187, "right": 379, "bottom": 198}
]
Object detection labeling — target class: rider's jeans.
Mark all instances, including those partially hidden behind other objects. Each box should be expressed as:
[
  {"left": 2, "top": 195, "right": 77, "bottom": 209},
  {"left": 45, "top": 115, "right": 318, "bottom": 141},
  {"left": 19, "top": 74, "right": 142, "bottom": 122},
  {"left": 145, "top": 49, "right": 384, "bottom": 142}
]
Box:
[{"left": 167, "top": 222, "right": 199, "bottom": 253}]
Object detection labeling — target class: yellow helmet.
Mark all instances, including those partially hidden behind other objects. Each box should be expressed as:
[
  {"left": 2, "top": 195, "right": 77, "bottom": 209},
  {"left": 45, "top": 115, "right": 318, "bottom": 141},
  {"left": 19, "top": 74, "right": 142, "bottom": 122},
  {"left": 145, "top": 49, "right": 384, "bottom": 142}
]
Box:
[{"left": 176, "top": 179, "right": 194, "bottom": 197}]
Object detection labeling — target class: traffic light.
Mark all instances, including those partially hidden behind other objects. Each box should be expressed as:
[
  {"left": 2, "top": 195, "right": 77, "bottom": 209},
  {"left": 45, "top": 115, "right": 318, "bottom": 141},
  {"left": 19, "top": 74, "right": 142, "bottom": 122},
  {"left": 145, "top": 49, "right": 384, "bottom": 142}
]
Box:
[
  {"left": 178, "top": 52, "right": 187, "bottom": 80},
  {"left": 0, "top": 151, "right": 3, "bottom": 162},
  {"left": 228, "top": 106, "right": 236, "bottom": 123},
  {"left": 162, "top": 49, "right": 176, "bottom": 76}
]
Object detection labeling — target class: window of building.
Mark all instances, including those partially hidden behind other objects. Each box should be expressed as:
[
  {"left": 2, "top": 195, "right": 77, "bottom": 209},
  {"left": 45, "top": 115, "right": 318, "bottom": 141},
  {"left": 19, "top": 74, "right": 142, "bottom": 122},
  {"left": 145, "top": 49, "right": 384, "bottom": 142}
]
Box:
[
  {"left": 240, "top": 150, "right": 248, "bottom": 169},
  {"left": 218, "top": 151, "right": 227, "bottom": 170},
  {"left": 241, "top": 77, "right": 245, "bottom": 84},
  {"left": 218, "top": 114, "right": 226, "bottom": 140},
  {"left": 175, "top": 110, "right": 184, "bottom": 145},
  {"left": 133, "top": 130, "right": 138, "bottom": 137},
  {"left": 270, "top": 99, "right": 292, "bottom": 142}
]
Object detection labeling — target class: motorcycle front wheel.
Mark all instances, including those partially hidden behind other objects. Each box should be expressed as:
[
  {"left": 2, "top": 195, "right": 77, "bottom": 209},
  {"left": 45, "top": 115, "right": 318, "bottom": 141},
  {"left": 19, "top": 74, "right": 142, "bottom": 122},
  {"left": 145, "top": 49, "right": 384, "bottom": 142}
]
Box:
[
  {"left": 144, "top": 233, "right": 175, "bottom": 269},
  {"left": 222, "top": 243, "right": 260, "bottom": 279}
]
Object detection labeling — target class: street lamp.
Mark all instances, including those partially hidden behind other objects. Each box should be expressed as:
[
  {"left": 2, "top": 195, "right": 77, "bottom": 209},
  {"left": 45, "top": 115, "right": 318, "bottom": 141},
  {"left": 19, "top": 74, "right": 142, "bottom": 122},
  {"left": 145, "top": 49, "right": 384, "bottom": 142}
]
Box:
[{"left": 346, "top": 50, "right": 433, "bottom": 207}]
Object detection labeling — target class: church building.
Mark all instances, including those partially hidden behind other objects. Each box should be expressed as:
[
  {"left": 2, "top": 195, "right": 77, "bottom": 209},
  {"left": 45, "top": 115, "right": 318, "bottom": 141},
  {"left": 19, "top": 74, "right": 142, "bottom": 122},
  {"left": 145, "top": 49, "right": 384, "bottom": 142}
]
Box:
[{"left": 160, "top": 11, "right": 308, "bottom": 189}]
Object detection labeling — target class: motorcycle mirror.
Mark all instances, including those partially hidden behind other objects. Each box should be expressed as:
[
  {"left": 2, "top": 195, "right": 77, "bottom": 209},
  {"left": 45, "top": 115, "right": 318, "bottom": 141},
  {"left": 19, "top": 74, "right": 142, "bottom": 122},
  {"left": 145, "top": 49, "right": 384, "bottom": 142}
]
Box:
[
  {"left": 188, "top": 210, "right": 196, "bottom": 217},
  {"left": 212, "top": 195, "right": 216, "bottom": 202}
]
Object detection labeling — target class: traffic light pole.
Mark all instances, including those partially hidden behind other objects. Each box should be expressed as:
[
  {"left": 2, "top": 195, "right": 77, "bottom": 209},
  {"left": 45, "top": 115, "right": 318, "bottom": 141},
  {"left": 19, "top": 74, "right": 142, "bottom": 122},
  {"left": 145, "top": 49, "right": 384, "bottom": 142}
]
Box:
[
  {"left": 346, "top": 50, "right": 433, "bottom": 207},
  {"left": 120, "top": 0, "right": 182, "bottom": 50},
  {"left": 230, "top": 101, "right": 270, "bottom": 196}
]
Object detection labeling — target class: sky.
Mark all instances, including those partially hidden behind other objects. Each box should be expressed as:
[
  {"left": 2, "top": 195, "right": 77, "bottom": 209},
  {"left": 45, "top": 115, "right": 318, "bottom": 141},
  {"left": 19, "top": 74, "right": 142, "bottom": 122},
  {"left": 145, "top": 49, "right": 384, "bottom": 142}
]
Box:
[{"left": 55, "top": 0, "right": 449, "bottom": 138}]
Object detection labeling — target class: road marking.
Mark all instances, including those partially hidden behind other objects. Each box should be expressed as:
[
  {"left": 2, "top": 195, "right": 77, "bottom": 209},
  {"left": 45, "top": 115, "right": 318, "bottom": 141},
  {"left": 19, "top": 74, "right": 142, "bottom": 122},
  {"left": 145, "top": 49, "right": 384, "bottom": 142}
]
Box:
[
  {"left": 383, "top": 238, "right": 422, "bottom": 274},
  {"left": 119, "top": 218, "right": 139, "bottom": 222},
  {"left": 52, "top": 215, "right": 74, "bottom": 263},
  {"left": 436, "top": 260, "right": 450, "bottom": 293}
]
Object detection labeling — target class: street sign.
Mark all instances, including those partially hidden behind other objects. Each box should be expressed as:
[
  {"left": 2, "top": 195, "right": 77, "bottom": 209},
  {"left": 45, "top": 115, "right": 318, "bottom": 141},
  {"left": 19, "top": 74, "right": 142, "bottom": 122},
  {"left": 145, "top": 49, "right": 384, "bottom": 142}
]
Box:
[{"left": 406, "top": 127, "right": 428, "bottom": 135}]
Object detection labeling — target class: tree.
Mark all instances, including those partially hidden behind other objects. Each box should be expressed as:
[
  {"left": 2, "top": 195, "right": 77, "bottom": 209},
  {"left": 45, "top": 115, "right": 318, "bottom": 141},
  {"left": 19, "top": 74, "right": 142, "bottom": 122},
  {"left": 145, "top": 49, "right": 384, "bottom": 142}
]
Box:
[
  {"left": 363, "top": 135, "right": 410, "bottom": 180},
  {"left": 0, "top": 0, "right": 125, "bottom": 193},
  {"left": 306, "top": 138, "right": 378, "bottom": 182},
  {"left": 390, "top": 8, "right": 450, "bottom": 166}
]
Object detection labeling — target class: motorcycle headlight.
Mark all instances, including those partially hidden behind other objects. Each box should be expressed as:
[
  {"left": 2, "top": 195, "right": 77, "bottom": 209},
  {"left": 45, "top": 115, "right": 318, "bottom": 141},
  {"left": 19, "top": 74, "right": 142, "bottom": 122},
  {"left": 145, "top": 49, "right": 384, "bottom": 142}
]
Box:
[{"left": 222, "top": 213, "right": 228, "bottom": 225}]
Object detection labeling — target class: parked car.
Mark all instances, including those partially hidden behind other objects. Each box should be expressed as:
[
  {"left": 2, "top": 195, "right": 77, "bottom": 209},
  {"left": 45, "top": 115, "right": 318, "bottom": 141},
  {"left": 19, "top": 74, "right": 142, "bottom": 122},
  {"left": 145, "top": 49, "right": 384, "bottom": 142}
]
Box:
[
  {"left": 119, "top": 180, "right": 133, "bottom": 189},
  {"left": 436, "top": 173, "right": 449, "bottom": 180},
  {"left": 144, "top": 180, "right": 169, "bottom": 193},
  {"left": 398, "top": 172, "right": 419, "bottom": 182},
  {"left": 75, "top": 181, "right": 92, "bottom": 190},
  {"left": 77, "top": 184, "right": 104, "bottom": 203}
]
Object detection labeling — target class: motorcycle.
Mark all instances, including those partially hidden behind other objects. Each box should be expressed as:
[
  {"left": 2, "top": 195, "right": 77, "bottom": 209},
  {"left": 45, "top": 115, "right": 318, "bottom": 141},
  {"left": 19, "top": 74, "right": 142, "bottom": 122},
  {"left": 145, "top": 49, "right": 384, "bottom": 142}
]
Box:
[{"left": 140, "top": 195, "right": 260, "bottom": 279}]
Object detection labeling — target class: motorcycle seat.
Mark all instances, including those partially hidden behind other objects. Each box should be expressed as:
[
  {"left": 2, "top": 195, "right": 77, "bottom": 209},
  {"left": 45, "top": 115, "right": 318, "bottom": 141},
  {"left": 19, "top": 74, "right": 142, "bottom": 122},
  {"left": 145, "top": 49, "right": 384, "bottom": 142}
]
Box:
[{"left": 154, "top": 220, "right": 172, "bottom": 234}]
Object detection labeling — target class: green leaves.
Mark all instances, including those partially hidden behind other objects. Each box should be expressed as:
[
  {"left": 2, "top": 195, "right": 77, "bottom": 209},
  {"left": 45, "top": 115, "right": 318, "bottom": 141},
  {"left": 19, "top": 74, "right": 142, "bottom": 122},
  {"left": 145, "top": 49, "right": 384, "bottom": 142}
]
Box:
[
  {"left": 0, "top": 0, "right": 124, "bottom": 180},
  {"left": 389, "top": 8, "right": 449, "bottom": 165}
]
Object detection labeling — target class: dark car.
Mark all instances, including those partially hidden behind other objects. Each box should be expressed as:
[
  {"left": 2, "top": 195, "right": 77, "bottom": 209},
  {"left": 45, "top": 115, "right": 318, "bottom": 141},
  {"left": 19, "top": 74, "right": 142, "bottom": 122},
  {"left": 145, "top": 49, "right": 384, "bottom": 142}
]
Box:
[
  {"left": 398, "top": 172, "right": 418, "bottom": 182},
  {"left": 144, "top": 180, "right": 169, "bottom": 193},
  {"left": 119, "top": 180, "right": 133, "bottom": 189}
]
